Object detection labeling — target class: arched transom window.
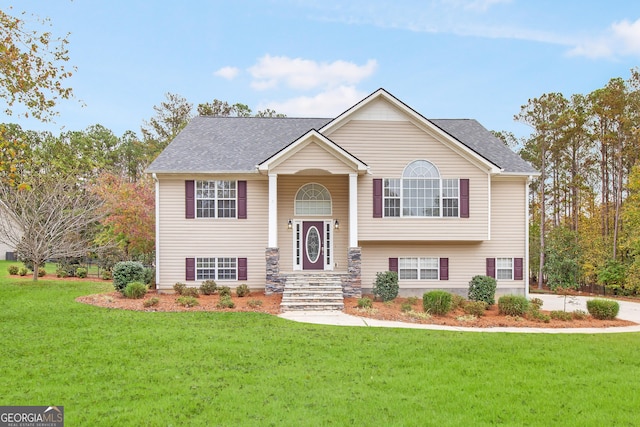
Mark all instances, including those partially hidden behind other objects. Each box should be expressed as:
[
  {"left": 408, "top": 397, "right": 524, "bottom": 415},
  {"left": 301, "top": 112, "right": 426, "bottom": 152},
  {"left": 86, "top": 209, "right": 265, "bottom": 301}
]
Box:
[
  {"left": 383, "top": 160, "right": 459, "bottom": 217},
  {"left": 295, "top": 183, "right": 332, "bottom": 215}
]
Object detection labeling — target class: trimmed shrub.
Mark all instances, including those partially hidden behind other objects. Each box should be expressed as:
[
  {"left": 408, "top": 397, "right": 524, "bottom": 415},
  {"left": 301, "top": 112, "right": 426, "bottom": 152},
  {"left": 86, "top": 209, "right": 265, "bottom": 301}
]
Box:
[
  {"left": 586, "top": 299, "right": 620, "bottom": 320},
  {"left": 7, "top": 265, "right": 19, "bottom": 275},
  {"left": 18, "top": 267, "right": 27, "bottom": 276},
  {"left": 217, "top": 295, "right": 235, "bottom": 309},
  {"left": 451, "top": 294, "right": 466, "bottom": 310},
  {"left": 176, "top": 296, "right": 199, "bottom": 308},
  {"left": 37, "top": 268, "right": 46, "bottom": 277},
  {"left": 143, "top": 297, "right": 160, "bottom": 308},
  {"left": 468, "top": 275, "right": 497, "bottom": 306},
  {"left": 236, "top": 284, "right": 250, "bottom": 297},
  {"left": 181, "top": 287, "right": 200, "bottom": 298},
  {"left": 357, "top": 297, "right": 373, "bottom": 309},
  {"left": 76, "top": 267, "right": 88, "bottom": 278},
  {"left": 123, "top": 281, "right": 147, "bottom": 299},
  {"left": 173, "top": 282, "right": 186, "bottom": 295},
  {"left": 372, "top": 271, "right": 399, "bottom": 302},
  {"left": 56, "top": 268, "right": 68, "bottom": 278},
  {"left": 247, "top": 299, "right": 263, "bottom": 308},
  {"left": 200, "top": 280, "right": 217, "bottom": 295},
  {"left": 463, "top": 300, "right": 487, "bottom": 317},
  {"left": 550, "top": 310, "right": 573, "bottom": 321},
  {"left": 423, "top": 291, "right": 453, "bottom": 315},
  {"left": 498, "top": 294, "right": 529, "bottom": 316},
  {"left": 113, "top": 261, "right": 145, "bottom": 293},
  {"left": 218, "top": 286, "right": 231, "bottom": 297}
]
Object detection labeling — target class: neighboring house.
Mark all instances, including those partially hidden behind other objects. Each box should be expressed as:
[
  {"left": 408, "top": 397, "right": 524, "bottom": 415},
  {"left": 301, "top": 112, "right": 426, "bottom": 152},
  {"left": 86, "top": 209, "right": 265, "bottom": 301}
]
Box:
[
  {"left": 147, "top": 89, "right": 539, "bottom": 299},
  {"left": 0, "top": 200, "right": 18, "bottom": 260}
]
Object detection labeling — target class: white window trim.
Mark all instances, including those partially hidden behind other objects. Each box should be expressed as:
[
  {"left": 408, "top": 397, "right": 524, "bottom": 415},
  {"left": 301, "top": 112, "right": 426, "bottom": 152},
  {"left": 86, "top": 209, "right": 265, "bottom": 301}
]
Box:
[
  {"left": 398, "top": 257, "right": 440, "bottom": 280},
  {"left": 195, "top": 180, "right": 238, "bottom": 219},
  {"left": 294, "top": 183, "right": 333, "bottom": 216},
  {"left": 196, "top": 257, "right": 238, "bottom": 281},
  {"left": 496, "top": 257, "right": 514, "bottom": 281}
]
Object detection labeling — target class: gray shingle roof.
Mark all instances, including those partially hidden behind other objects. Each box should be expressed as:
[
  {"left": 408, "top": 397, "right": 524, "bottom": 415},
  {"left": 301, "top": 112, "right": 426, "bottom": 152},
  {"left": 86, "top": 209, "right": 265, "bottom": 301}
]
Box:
[
  {"left": 430, "top": 119, "right": 537, "bottom": 174},
  {"left": 147, "top": 115, "right": 537, "bottom": 175},
  {"left": 146, "top": 116, "right": 332, "bottom": 173}
]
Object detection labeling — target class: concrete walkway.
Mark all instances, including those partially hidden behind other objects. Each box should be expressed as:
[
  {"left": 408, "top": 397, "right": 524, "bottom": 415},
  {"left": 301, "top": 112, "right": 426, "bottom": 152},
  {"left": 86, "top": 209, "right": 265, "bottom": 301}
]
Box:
[{"left": 278, "top": 294, "right": 640, "bottom": 334}]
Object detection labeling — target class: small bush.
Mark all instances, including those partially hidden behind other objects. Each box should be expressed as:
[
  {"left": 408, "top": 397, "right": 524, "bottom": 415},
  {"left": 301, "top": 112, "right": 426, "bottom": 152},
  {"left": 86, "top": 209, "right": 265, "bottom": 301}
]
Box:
[
  {"left": 498, "top": 295, "right": 529, "bottom": 316},
  {"left": 463, "top": 300, "right": 487, "bottom": 317},
  {"left": 76, "top": 267, "right": 88, "bottom": 278},
  {"left": 586, "top": 299, "right": 619, "bottom": 320},
  {"left": 113, "top": 261, "right": 145, "bottom": 293},
  {"left": 406, "top": 296, "right": 420, "bottom": 306},
  {"left": 372, "top": 271, "right": 399, "bottom": 302},
  {"left": 123, "top": 281, "right": 147, "bottom": 299},
  {"left": 217, "top": 295, "right": 235, "bottom": 309},
  {"left": 451, "top": 294, "right": 466, "bottom": 310},
  {"left": 423, "top": 291, "right": 453, "bottom": 315},
  {"left": 18, "top": 267, "right": 28, "bottom": 276},
  {"left": 468, "top": 275, "right": 497, "bottom": 306},
  {"left": 173, "top": 282, "right": 186, "bottom": 295},
  {"left": 102, "top": 270, "right": 112, "bottom": 280},
  {"left": 247, "top": 299, "right": 263, "bottom": 308},
  {"left": 572, "top": 309, "right": 588, "bottom": 320},
  {"left": 142, "top": 267, "right": 155, "bottom": 285},
  {"left": 7, "top": 265, "right": 19, "bottom": 275},
  {"left": 550, "top": 310, "right": 573, "bottom": 321},
  {"left": 181, "top": 287, "right": 200, "bottom": 298},
  {"left": 176, "top": 296, "right": 199, "bottom": 308},
  {"left": 400, "top": 302, "right": 413, "bottom": 312},
  {"left": 37, "top": 268, "right": 46, "bottom": 277},
  {"left": 143, "top": 297, "right": 160, "bottom": 308},
  {"left": 200, "top": 280, "right": 217, "bottom": 295},
  {"left": 56, "top": 268, "right": 68, "bottom": 278},
  {"left": 528, "top": 308, "right": 551, "bottom": 323},
  {"left": 405, "top": 310, "right": 431, "bottom": 320},
  {"left": 529, "top": 297, "right": 544, "bottom": 309},
  {"left": 236, "top": 284, "right": 250, "bottom": 297},
  {"left": 218, "top": 286, "right": 231, "bottom": 297},
  {"left": 357, "top": 297, "right": 373, "bottom": 309}
]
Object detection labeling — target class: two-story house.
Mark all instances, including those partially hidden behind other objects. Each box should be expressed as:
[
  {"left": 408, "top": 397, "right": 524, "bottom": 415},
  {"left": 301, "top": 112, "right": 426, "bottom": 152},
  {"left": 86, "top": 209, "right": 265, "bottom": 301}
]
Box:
[{"left": 147, "top": 89, "right": 538, "bottom": 301}]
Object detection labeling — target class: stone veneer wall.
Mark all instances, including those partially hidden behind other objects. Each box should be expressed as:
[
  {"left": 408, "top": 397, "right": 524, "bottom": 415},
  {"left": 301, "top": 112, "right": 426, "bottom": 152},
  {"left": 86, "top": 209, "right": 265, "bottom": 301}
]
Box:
[
  {"left": 265, "top": 247, "right": 286, "bottom": 294},
  {"left": 342, "top": 247, "right": 362, "bottom": 297}
]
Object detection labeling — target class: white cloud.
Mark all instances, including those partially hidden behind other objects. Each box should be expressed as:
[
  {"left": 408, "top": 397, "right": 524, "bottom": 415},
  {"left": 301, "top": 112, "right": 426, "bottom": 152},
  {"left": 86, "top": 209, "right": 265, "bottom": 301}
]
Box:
[
  {"left": 214, "top": 66, "right": 240, "bottom": 80},
  {"left": 261, "top": 85, "right": 368, "bottom": 117},
  {"left": 248, "top": 55, "right": 377, "bottom": 91},
  {"left": 568, "top": 18, "right": 640, "bottom": 59}
]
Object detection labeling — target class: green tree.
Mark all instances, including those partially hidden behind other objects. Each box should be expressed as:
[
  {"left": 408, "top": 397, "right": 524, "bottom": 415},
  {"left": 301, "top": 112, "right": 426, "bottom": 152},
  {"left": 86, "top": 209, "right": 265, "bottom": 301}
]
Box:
[
  {"left": 141, "top": 92, "right": 193, "bottom": 157},
  {"left": 544, "top": 226, "right": 582, "bottom": 290}
]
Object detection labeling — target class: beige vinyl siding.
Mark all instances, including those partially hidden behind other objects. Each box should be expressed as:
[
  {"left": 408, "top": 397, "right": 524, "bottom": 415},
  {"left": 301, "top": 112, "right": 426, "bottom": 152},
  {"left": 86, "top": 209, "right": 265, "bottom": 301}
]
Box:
[
  {"left": 155, "top": 174, "right": 269, "bottom": 291},
  {"left": 271, "top": 140, "right": 355, "bottom": 175},
  {"left": 277, "top": 175, "right": 349, "bottom": 272},
  {"left": 360, "top": 177, "right": 528, "bottom": 297},
  {"left": 330, "top": 119, "right": 489, "bottom": 241}
]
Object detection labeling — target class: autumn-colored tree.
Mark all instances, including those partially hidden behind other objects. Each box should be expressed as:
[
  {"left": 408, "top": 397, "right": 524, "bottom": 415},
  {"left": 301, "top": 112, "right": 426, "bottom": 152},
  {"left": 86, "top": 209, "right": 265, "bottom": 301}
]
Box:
[
  {"left": 0, "top": 8, "right": 74, "bottom": 121},
  {"left": 93, "top": 172, "right": 155, "bottom": 260},
  {"left": 141, "top": 92, "right": 193, "bottom": 157}
]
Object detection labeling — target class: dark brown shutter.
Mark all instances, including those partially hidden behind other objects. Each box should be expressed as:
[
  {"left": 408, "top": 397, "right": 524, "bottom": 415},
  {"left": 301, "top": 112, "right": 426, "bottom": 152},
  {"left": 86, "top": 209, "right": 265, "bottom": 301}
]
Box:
[
  {"left": 439, "top": 258, "right": 449, "bottom": 280},
  {"left": 486, "top": 258, "right": 495, "bottom": 278},
  {"left": 373, "top": 179, "right": 383, "bottom": 218},
  {"left": 238, "top": 258, "right": 247, "bottom": 281},
  {"left": 460, "top": 179, "right": 469, "bottom": 218},
  {"left": 514, "top": 258, "right": 523, "bottom": 281},
  {"left": 237, "top": 181, "right": 247, "bottom": 219},
  {"left": 185, "top": 180, "right": 195, "bottom": 219},
  {"left": 186, "top": 258, "right": 195, "bottom": 281},
  {"left": 388, "top": 257, "right": 398, "bottom": 272}
]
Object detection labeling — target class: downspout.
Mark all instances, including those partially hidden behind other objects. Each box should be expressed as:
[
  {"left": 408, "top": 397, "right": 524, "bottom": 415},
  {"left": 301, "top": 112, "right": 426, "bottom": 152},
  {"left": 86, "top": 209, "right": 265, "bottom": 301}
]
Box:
[
  {"left": 525, "top": 175, "right": 531, "bottom": 299},
  {"left": 152, "top": 173, "right": 160, "bottom": 289}
]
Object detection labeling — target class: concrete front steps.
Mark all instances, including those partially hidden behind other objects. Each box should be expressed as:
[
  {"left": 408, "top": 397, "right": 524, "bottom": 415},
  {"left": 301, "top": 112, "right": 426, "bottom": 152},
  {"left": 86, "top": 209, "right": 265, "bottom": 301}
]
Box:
[{"left": 281, "top": 273, "right": 345, "bottom": 312}]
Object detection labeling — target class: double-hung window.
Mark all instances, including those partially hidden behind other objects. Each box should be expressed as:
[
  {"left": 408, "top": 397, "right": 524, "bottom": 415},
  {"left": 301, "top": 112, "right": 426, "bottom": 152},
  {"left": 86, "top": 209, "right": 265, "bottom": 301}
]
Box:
[
  {"left": 196, "top": 257, "right": 237, "bottom": 280},
  {"left": 196, "top": 180, "right": 236, "bottom": 218},
  {"left": 496, "top": 258, "right": 513, "bottom": 280},
  {"left": 382, "top": 161, "right": 460, "bottom": 218},
  {"left": 399, "top": 257, "right": 439, "bottom": 280}
]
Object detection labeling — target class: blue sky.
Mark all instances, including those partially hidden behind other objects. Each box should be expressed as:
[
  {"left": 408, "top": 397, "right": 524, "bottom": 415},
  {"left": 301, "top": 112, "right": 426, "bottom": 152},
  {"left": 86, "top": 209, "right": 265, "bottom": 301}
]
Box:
[{"left": 2, "top": 0, "right": 640, "bottom": 140}]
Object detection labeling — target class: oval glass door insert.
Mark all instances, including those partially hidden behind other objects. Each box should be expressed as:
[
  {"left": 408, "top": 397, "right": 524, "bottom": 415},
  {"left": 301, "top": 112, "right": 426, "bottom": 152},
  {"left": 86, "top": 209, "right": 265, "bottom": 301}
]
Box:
[{"left": 306, "top": 226, "right": 320, "bottom": 264}]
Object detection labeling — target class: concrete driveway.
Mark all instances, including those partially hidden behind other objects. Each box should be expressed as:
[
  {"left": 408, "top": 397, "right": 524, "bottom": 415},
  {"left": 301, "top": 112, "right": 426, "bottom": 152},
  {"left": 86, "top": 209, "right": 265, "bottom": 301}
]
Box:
[{"left": 279, "top": 294, "right": 640, "bottom": 334}]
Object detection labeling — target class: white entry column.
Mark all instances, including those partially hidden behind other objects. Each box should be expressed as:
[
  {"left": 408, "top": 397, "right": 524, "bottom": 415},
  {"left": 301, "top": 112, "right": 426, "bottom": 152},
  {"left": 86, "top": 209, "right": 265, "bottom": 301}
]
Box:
[
  {"left": 349, "top": 173, "right": 358, "bottom": 247},
  {"left": 268, "top": 173, "right": 278, "bottom": 247}
]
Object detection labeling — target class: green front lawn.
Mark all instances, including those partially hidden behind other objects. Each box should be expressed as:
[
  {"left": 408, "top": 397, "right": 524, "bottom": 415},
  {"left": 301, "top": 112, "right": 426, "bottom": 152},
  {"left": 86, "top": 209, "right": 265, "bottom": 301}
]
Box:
[{"left": 1, "top": 261, "right": 639, "bottom": 426}]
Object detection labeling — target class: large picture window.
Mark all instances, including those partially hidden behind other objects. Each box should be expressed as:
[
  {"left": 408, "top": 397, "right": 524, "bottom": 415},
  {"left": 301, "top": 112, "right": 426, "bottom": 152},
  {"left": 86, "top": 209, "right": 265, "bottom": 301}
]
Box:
[
  {"left": 383, "top": 161, "right": 460, "bottom": 218},
  {"left": 196, "top": 257, "right": 237, "bottom": 280},
  {"left": 196, "top": 180, "right": 237, "bottom": 218}
]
